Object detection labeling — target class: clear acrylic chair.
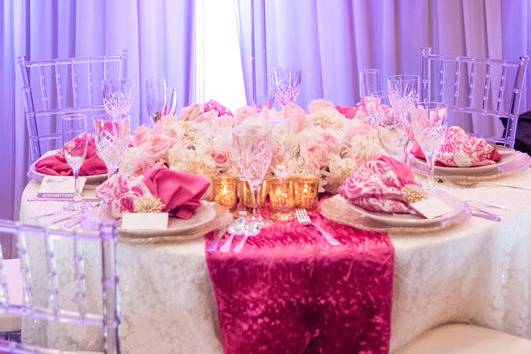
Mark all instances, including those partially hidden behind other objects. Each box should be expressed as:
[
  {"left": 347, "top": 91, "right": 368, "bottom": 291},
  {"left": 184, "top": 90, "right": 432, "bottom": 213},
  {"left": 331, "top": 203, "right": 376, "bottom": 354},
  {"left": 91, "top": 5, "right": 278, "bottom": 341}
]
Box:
[
  {"left": 17, "top": 50, "right": 129, "bottom": 162},
  {"left": 420, "top": 47, "right": 528, "bottom": 148},
  {"left": 0, "top": 220, "right": 120, "bottom": 354}
]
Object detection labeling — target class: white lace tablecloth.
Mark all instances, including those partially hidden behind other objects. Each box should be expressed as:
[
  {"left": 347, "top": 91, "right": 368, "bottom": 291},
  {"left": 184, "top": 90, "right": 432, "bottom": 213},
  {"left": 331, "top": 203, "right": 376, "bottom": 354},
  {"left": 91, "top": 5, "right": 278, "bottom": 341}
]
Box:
[{"left": 19, "top": 170, "right": 531, "bottom": 353}]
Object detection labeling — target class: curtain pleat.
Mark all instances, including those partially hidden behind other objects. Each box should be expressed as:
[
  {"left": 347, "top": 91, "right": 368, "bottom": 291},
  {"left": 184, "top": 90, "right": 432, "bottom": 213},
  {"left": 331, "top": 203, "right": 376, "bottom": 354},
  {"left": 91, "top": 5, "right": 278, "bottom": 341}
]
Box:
[
  {"left": 237, "top": 0, "right": 529, "bottom": 114},
  {"left": 0, "top": 0, "right": 195, "bottom": 257}
]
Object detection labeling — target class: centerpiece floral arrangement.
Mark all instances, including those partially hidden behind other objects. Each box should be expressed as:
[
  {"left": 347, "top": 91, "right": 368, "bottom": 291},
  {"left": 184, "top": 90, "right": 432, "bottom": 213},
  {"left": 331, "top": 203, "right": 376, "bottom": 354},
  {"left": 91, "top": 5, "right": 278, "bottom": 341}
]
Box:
[
  {"left": 97, "top": 98, "right": 394, "bottom": 217},
  {"left": 120, "top": 99, "right": 386, "bottom": 190}
]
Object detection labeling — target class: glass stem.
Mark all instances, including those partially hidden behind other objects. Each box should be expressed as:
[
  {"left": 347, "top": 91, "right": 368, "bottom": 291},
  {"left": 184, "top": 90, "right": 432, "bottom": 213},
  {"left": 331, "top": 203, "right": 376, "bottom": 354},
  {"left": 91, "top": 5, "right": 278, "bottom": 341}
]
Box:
[
  {"left": 425, "top": 152, "right": 436, "bottom": 189},
  {"left": 73, "top": 168, "right": 81, "bottom": 202},
  {"left": 249, "top": 184, "right": 258, "bottom": 216}
]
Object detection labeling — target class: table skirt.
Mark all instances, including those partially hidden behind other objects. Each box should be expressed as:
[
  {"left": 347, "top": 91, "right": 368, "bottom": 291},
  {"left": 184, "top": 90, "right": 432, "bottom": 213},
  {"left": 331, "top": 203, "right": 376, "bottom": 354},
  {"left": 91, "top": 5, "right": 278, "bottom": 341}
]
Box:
[{"left": 19, "top": 170, "right": 531, "bottom": 353}]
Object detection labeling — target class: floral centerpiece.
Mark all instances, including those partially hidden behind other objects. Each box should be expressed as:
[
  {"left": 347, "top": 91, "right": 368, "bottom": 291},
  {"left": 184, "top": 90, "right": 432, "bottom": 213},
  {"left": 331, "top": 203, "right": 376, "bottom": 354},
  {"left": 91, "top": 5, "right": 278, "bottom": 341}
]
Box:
[{"left": 117, "top": 98, "right": 387, "bottom": 195}]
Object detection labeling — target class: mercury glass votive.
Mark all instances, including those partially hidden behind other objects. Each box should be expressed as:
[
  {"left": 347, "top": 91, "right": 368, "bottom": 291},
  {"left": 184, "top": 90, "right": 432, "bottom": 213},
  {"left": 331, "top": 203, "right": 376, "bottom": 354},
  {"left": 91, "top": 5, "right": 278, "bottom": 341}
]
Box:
[
  {"left": 212, "top": 176, "right": 239, "bottom": 211},
  {"left": 239, "top": 179, "right": 267, "bottom": 209},
  {"left": 268, "top": 178, "right": 295, "bottom": 221},
  {"left": 290, "top": 176, "right": 320, "bottom": 211}
]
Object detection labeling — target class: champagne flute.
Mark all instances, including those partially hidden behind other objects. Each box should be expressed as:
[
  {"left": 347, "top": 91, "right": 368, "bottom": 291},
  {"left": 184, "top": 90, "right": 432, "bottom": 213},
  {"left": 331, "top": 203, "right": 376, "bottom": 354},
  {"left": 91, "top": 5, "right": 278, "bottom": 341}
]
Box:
[
  {"left": 270, "top": 67, "right": 302, "bottom": 107},
  {"left": 93, "top": 115, "right": 131, "bottom": 179},
  {"left": 411, "top": 102, "right": 448, "bottom": 189},
  {"left": 359, "top": 69, "right": 381, "bottom": 98},
  {"left": 146, "top": 78, "right": 167, "bottom": 125},
  {"left": 62, "top": 114, "right": 88, "bottom": 210}
]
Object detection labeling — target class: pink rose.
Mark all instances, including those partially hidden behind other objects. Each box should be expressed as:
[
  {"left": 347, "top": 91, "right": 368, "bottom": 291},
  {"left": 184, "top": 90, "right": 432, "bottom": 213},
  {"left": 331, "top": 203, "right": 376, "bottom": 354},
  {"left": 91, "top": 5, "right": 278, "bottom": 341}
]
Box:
[
  {"left": 147, "top": 133, "right": 176, "bottom": 158},
  {"left": 131, "top": 149, "right": 164, "bottom": 176},
  {"left": 153, "top": 115, "right": 177, "bottom": 137},
  {"left": 321, "top": 133, "right": 341, "bottom": 154},
  {"left": 203, "top": 100, "right": 233, "bottom": 117},
  {"left": 133, "top": 125, "right": 151, "bottom": 146},
  {"left": 308, "top": 99, "right": 334, "bottom": 113},
  {"left": 234, "top": 105, "right": 257, "bottom": 122},
  {"left": 210, "top": 148, "right": 230, "bottom": 169},
  {"left": 179, "top": 104, "right": 204, "bottom": 122},
  {"left": 281, "top": 103, "right": 307, "bottom": 133},
  {"left": 305, "top": 143, "right": 330, "bottom": 169}
]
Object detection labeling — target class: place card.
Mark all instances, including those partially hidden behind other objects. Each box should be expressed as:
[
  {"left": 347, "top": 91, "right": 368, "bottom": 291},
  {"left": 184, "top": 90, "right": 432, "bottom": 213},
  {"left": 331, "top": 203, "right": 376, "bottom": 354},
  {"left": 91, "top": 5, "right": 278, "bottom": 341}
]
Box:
[
  {"left": 36, "top": 176, "right": 86, "bottom": 200},
  {"left": 121, "top": 213, "right": 169, "bottom": 230},
  {"left": 411, "top": 197, "right": 453, "bottom": 219}
]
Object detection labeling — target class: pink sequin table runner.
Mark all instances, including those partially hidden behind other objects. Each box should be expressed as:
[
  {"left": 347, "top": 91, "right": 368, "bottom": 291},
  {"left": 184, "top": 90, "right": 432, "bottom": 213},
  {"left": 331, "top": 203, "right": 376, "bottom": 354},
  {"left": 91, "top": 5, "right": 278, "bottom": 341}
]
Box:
[{"left": 205, "top": 213, "right": 394, "bottom": 354}]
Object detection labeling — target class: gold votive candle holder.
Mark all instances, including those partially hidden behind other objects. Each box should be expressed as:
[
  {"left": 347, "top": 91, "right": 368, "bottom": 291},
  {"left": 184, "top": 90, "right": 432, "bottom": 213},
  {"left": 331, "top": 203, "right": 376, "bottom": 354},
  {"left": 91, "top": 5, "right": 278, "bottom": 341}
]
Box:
[
  {"left": 212, "top": 176, "right": 239, "bottom": 211},
  {"left": 239, "top": 178, "right": 268, "bottom": 209},
  {"left": 290, "top": 176, "right": 320, "bottom": 211},
  {"left": 268, "top": 178, "right": 295, "bottom": 221}
]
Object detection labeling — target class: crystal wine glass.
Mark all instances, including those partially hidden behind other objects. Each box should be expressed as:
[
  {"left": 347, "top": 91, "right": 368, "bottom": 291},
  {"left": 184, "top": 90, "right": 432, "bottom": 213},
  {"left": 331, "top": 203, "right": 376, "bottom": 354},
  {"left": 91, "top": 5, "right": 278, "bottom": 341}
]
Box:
[
  {"left": 93, "top": 115, "right": 131, "bottom": 179},
  {"left": 62, "top": 113, "right": 88, "bottom": 210},
  {"left": 375, "top": 105, "right": 411, "bottom": 162},
  {"left": 270, "top": 67, "right": 302, "bottom": 106},
  {"left": 387, "top": 75, "right": 420, "bottom": 117},
  {"left": 362, "top": 89, "right": 385, "bottom": 126},
  {"left": 146, "top": 78, "right": 167, "bottom": 125},
  {"left": 359, "top": 69, "right": 381, "bottom": 98},
  {"left": 387, "top": 75, "right": 420, "bottom": 159},
  {"left": 232, "top": 121, "right": 273, "bottom": 234},
  {"left": 411, "top": 102, "right": 448, "bottom": 189},
  {"left": 102, "top": 79, "right": 134, "bottom": 118}
]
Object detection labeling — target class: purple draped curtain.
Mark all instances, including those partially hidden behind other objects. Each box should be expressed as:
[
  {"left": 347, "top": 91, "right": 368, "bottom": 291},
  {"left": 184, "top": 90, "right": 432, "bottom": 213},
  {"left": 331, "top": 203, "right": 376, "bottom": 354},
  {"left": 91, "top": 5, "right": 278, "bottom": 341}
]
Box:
[
  {"left": 0, "top": 0, "right": 195, "bottom": 255},
  {"left": 237, "top": 0, "right": 530, "bottom": 111}
]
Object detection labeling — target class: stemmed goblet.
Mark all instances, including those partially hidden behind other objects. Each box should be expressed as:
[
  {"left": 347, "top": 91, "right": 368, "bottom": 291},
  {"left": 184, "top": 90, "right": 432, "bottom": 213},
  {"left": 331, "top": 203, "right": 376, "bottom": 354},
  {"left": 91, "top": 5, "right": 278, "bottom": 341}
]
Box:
[
  {"left": 61, "top": 113, "right": 88, "bottom": 210},
  {"left": 102, "top": 79, "right": 134, "bottom": 118},
  {"left": 386, "top": 75, "right": 420, "bottom": 160},
  {"left": 375, "top": 95, "right": 411, "bottom": 162},
  {"left": 93, "top": 116, "right": 131, "bottom": 179},
  {"left": 270, "top": 67, "right": 302, "bottom": 107},
  {"left": 231, "top": 121, "right": 273, "bottom": 237},
  {"left": 411, "top": 102, "right": 448, "bottom": 189}
]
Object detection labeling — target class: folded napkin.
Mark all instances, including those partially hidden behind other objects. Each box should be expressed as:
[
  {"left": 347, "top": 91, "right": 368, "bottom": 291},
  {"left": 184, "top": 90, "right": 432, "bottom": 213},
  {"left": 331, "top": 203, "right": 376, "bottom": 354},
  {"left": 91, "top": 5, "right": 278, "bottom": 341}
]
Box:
[
  {"left": 339, "top": 156, "right": 420, "bottom": 214},
  {"left": 35, "top": 136, "right": 107, "bottom": 176},
  {"left": 143, "top": 167, "right": 211, "bottom": 219},
  {"left": 412, "top": 126, "right": 501, "bottom": 167},
  {"left": 336, "top": 105, "right": 358, "bottom": 119}
]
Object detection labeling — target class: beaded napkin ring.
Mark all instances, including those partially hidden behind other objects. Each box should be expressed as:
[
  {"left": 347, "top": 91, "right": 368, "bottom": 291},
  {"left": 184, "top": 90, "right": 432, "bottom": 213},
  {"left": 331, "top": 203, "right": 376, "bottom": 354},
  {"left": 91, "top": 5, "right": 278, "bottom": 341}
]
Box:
[{"left": 402, "top": 184, "right": 428, "bottom": 204}]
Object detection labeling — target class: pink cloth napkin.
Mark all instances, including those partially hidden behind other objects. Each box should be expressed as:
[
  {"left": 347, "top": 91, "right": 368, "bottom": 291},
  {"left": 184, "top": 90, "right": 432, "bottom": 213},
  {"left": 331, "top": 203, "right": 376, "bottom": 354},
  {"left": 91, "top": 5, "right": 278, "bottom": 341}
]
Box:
[
  {"left": 205, "top": 213, "right": 394, "bottom": 354},
  {"left": 143, "top": 167, "right": 210, "bottom": 219},
  {"left": 340, "top": 155, "right": 418, "bottom": 214},
  {"left": 335, "top": 105, "right": 358, "bottom": 119},
  {"left": 34, "top": 136, "right": 107, "bottom": 176},
  {"left": 412, "top": 126, "right": 501, "bottom": 167}
]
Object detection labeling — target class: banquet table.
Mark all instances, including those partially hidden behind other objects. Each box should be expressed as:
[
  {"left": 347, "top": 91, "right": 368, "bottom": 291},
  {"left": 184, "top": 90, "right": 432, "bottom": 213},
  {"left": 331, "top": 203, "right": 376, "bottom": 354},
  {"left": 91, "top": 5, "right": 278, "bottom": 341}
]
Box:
[{"left": 19, "top": 169, "right": 531, "bottom": 354}]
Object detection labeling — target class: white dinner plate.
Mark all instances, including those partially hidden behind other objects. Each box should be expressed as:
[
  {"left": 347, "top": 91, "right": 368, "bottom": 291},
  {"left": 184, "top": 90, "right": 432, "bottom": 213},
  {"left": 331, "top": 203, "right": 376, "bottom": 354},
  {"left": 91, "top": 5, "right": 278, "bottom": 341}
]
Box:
[
  {"left": 412, "top": 146, "right": 518, "bottom": 176},
  {"left": 28, "top": 150, "right": 107, "bottom": 184},
  {"left": 119, "top": 202, "right": 217, "bottom": 238},
  {"left": 344, "top": 190, "right": 466, "bottom": 227}
]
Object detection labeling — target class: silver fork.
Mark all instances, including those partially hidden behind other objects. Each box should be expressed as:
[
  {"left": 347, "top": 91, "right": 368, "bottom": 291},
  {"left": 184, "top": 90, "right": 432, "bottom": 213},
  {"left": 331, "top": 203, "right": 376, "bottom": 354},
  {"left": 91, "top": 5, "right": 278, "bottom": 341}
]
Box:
[{"left": 295, "top": 208, "right": 340, "bottom": 246}]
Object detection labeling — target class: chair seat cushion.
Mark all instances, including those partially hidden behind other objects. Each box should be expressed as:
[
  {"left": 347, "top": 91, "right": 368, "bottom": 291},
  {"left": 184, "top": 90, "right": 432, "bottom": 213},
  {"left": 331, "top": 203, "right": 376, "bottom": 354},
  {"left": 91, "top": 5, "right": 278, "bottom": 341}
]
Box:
[{"left": 397, "top": 323, "right": 531, "bottom": 354}]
